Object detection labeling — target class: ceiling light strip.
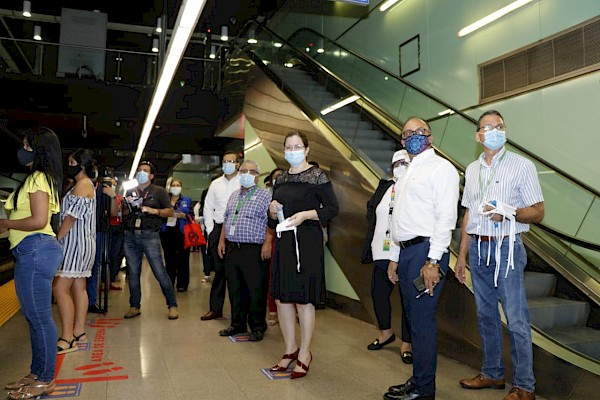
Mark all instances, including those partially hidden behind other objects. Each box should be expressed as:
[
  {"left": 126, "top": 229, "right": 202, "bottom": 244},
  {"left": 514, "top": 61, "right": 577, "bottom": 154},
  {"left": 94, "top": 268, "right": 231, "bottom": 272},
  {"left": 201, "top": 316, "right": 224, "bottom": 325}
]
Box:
[
  {"left": 380, "top": 0, "right": 403, "bottom": 12},
  {"left": 129, "top": 0, "right": 207, "bottom": 178},
  {"left": 457, "top": 0, "right": 533, "bottom": 38}
]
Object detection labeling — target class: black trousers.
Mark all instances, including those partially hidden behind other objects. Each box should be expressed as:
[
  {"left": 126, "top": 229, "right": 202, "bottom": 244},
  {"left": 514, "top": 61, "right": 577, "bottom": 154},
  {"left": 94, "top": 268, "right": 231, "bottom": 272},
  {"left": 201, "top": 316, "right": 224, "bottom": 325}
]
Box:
[
  {"left": 371, "top": 260, "right": 411, "bottom": 343},
  {"left": 160, "top": 226, "right": 190, "bottom": 290},
  {"left": 225, "top": 242, "right": 269, "bottom": 333},
  {"left": 208, "top": 224, "right": 226, "bottom": 313}
]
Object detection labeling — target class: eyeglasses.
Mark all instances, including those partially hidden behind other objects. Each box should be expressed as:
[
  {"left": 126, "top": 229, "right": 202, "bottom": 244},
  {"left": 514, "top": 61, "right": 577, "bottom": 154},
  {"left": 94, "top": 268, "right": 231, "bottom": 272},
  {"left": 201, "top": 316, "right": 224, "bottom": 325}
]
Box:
[
  {"left": 239, "top": 169, "right": 259, "bottom": 176},
  {"left": 477, "top": 123, "right": 505, "bottom": 132},
  {"left": 401, "top": 127, "right": 430, "bottom": 139},
  {"left": 284, "top": 145, "right": 305, "bottom": 151},
  {"left": 223, "top": 160, "right": 236, "bottom": 164}
]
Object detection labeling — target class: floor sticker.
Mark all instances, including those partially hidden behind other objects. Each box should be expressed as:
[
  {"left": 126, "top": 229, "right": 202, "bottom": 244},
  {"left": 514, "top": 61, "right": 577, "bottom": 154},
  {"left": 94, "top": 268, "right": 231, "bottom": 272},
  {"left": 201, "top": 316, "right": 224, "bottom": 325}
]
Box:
[
  {"left": 260, "top": 368, "right": 291, "bottom": 380},
  {"left": 42, "top": 382, "right": 81, "bottom": 398}
]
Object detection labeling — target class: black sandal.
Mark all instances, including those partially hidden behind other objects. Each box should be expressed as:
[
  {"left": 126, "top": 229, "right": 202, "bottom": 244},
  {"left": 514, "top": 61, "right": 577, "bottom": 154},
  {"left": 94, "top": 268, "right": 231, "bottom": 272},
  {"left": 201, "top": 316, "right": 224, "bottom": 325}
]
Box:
[
  {"left": 57, "top": 337, "right": 77, "bottom": 354},
  {"left": 73, "top": 332, "right": 87, "bottom": 343}
]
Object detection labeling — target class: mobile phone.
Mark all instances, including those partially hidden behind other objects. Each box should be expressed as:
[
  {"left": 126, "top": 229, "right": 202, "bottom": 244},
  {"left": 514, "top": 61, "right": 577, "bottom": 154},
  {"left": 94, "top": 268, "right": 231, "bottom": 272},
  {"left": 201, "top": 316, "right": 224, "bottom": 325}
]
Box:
[{"left": 413, "top": 268, "right": 446, "bottom": 294}]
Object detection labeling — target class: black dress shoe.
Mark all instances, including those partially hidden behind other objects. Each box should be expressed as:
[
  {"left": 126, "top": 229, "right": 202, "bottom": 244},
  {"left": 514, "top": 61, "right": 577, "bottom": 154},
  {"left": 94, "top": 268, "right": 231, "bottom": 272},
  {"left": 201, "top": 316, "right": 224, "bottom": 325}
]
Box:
[
  {"left": 87, "top": 304, "right": 104, "bottom": 314},
  {"left": 388, "top": 378, "right": 415, "bottom": 394},
  {"left": 368, "top": 334, "right": 396, "bottom": 350},
  {"left": 248, "top": 331, "right": 264, "bottom": 342},
  {"left": 384, "top": 386, "right": 434, "bottom": 400},
  {"left": 200, "top": 310, "right": 223, "bottom": 321},
  {"left": 219, "top": 326, "right": 247, "bottom": 337}
]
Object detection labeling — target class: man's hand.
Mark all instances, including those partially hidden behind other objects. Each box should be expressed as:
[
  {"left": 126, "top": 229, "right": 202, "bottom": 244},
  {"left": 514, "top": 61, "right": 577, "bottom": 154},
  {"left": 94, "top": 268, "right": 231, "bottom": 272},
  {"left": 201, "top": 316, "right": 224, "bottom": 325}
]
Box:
[
  {"left": 0, "top": 219, "right": 7, "bottom": 234},
  {"left": 387, "top": 261, "right": 399, "bottom": 284},
  {"left": 421, "top": 263, "right": 441, "bottom": 297},
  {"left": 261, "top": 240, "right": 272, "bottom": 261},
  {"left": 217, "top": 240, "right": 226, "bottom": 259},
  {"left": 455, "top": 257, "right": 467, "bottom": 284},
  {"left": 482, "top": 204, "right": 503, "bottom": 222}
]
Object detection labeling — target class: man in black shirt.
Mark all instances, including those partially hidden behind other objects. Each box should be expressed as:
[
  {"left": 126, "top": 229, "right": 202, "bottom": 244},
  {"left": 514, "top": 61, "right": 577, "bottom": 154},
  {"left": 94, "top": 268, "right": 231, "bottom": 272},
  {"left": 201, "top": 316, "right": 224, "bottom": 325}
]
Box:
[{"left": 122, "top": 160, "right": 178, "bottom": 320}]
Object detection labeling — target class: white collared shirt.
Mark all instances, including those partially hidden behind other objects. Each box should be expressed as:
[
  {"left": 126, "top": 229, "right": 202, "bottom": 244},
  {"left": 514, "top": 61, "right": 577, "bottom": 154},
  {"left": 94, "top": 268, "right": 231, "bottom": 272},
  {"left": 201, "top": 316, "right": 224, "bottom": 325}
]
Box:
[
  {"left": 391, "top": 148, "right": 460, "bottom": 260},
  {"left": 203, "top": 173, "right": 241, "bottom": 235}
]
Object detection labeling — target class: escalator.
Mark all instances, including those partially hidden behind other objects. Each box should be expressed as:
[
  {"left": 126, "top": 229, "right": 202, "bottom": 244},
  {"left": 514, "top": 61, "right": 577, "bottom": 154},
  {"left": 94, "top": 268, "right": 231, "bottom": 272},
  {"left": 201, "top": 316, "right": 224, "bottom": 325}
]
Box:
[{"left": 224, "top": 21, "right": 600, "bottom": 396}]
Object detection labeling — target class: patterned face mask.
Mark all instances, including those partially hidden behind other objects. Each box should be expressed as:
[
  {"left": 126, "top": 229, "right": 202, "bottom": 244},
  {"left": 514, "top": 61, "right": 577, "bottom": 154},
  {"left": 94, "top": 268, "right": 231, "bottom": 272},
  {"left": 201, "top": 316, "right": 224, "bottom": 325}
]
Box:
[{"left": 404, "top": 134, "right": 430, "bottom": 155}]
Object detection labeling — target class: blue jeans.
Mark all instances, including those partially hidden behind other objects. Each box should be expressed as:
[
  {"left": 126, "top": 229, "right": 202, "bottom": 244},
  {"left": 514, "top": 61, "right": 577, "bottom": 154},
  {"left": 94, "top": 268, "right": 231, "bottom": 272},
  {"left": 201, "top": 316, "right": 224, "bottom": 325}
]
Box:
[
  {"left": 469, "top": 235, "right": 535, "bottom": 392},
  {"left": 12, "top": 234, "right": 63, "bottom": 382},
  {"left": 397, "top": 241, "right": 448, "bottom": 396},
  {"left": 88, "top": 231, "right": 106, "bottom": 306},
  {"left": 124, "top": 230, "right": 177, "bottom": 309}
]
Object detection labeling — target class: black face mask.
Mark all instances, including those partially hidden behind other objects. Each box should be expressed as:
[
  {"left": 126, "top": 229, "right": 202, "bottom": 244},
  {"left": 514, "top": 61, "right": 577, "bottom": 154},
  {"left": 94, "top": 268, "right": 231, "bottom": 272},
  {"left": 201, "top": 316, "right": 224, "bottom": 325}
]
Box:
[
  {"left": 66, "top": 165, "right": 83, "bottom": 178},
  {"left": 17, "top": 148, "right": 35, "bottom": 166}
]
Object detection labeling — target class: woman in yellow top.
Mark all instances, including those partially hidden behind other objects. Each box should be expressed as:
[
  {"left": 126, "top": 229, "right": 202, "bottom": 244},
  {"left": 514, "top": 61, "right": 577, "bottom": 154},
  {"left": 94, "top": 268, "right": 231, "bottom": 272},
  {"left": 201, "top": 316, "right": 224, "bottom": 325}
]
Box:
[{"left": 0, "top": 128, "right": 64, "bottom": 400}]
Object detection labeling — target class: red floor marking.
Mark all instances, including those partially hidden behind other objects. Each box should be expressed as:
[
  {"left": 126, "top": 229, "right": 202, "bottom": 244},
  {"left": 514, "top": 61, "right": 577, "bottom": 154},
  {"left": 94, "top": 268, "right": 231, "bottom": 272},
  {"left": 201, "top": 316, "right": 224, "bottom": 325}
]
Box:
[
  {"left": 75, "top": 362, "right": 114, "bottom": 371},
  {"left": 82, "top": 366, "right": 124, "bottom": 375},
  {"left": 55, "top": 375, "right": 128, "bottom": 384}
]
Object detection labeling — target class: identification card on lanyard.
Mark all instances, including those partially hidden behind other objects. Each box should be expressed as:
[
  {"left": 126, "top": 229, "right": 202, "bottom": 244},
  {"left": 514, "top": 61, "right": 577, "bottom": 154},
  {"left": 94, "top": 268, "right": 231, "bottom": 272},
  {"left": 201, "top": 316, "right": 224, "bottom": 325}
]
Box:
[
  {"left": 383, "top": 184, "right": 395, "bottom": 251},
  {"left": 230, "top": 186, "right": 258, "bottom": 236}
]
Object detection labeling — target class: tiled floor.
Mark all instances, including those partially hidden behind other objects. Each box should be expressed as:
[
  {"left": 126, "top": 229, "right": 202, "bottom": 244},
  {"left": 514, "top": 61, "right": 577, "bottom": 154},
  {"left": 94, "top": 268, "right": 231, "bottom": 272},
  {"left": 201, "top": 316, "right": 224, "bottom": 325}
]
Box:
[{"left": 0, "top": 253, "right": 546, "bottom": 400}]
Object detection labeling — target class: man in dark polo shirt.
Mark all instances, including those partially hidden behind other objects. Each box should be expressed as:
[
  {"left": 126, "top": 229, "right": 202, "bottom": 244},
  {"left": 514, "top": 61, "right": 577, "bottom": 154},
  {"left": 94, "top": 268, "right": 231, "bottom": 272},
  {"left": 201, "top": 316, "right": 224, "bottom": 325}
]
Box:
[
  {"left": 217, "top": 160, "right": 273, "bottom": 341},
  {"left": 122, "top": 160, "right": 178, "bottom": 320}
]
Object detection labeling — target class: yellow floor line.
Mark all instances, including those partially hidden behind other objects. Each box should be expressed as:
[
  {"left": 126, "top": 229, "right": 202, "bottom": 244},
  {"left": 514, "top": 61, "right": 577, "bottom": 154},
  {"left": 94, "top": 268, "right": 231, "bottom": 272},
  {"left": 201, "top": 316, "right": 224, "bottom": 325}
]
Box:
[{"left": 0, "top": 280, "right": 20, "bottom": 327}]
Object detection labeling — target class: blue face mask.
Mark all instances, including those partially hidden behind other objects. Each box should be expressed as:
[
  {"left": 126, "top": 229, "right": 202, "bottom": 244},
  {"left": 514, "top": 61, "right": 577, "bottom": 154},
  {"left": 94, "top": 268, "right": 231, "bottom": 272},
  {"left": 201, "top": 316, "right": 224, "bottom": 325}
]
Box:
[
  {"left": 404, "top": 134, "right": 430, "bottom": 155},
  {"left": 17, "top": 148, "right": 35, "bottom": 166},
  {"left": 136, "top": 170, "right": 150, "bottom": 184},
  {"left": 284, "top": 150, "right": 305, "bottom": 167},
  {"left": 222, "top": 162, "right": 236, "bottom": 175},
  {"left": 240, "top": 173, "right": 256, "bottom": 188},
  {"left": 483, "top": 129, "right": 506, "bottom": 151}
]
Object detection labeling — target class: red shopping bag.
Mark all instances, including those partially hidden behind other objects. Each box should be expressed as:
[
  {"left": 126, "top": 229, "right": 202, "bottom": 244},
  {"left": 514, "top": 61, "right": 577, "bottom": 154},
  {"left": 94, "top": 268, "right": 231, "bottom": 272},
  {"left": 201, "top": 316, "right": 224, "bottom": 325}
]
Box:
[{"left": 183, "top": 216, "right": 206, "bottom": 249}]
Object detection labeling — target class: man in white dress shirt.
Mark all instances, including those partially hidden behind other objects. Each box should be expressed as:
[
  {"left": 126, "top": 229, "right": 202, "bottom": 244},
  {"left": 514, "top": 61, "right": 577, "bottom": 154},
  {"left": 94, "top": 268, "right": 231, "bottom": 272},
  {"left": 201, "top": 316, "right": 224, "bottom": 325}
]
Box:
[
  {"left": 200, "top": 151, "right": 241, "bottom": 320},
  {"left": 384, "top": 117, "right": 459, "bottom": 400}
]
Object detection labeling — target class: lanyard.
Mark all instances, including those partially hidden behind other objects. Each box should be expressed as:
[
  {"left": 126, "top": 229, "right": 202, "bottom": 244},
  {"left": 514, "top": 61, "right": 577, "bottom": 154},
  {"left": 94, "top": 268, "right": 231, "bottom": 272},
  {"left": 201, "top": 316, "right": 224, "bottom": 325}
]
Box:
[
  {"left": 478, "top": 149, "right": 507, "bottom": 201},
  {"left": 232, "top": 186, "right": 258, "bottom": 223},
  {"left": 385, "top": 184, "right": 396, "bottom": 238}
]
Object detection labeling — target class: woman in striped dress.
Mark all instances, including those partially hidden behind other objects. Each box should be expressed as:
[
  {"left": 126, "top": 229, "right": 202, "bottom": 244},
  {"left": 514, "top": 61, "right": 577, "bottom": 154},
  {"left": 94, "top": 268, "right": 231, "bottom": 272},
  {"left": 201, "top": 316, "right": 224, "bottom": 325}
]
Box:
[{"left": 53, "top": 149, "right": 96, "bottom": 354}]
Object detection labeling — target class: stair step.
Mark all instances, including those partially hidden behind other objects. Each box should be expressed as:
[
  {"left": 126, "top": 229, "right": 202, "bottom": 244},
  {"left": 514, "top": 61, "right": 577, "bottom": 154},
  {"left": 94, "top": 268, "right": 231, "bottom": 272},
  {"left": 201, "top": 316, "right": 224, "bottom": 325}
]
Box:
[
  {"left": 524, "top": 271, "right": 557, "bottom": 298},
  {"left": 544, "top": 326, "right": 600, "bottom": 360},
  {"left": 528, "top": 297, "right": 590, "bottom": 330}
]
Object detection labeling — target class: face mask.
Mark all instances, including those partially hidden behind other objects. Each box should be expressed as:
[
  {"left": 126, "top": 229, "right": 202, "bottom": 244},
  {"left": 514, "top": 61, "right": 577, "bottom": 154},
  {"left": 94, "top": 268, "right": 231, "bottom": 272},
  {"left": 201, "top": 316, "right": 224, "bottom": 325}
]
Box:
[
  {"left": 170, "top": 187, "right": 182, "bottom": 196},
  {"left": 285, "top": 150, "right": 305, "bottom": 167},
  {"left": 111, "top": 185, "right": 117, "bottom": 191},
  {"left": 240, "top": 173, "right": 256, "bottom": 188},
  {"left": 483, "top": 129, "right": 506, "bottom": 151},
  {"left": 404, "top": 134, "right": 430, "bottom": 155},
  {"left": 222, "top": 162, "right": 236, "bottom": 175},
  {"left": 17, "top": 148, "right": 35, "bottom": 166},
  {"left": 66, "top": 165, "right": 82, "bottom": 178},
  {"left": 136, "top": 171, "right": 150, "bottom": 184},
  {"left": 393, "top": 166, "right": 407, "bottom": 180}
]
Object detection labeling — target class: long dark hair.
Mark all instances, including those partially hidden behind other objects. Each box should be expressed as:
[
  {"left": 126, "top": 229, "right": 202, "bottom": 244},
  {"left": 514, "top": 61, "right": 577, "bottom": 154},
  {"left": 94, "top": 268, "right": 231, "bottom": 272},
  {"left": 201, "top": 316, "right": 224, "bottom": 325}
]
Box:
[
  {"left": 13, "top": 127, "right": 63, "bottom": 210},
  {"left": 69, "top": 148, "right": 97, "bottom": 179}
]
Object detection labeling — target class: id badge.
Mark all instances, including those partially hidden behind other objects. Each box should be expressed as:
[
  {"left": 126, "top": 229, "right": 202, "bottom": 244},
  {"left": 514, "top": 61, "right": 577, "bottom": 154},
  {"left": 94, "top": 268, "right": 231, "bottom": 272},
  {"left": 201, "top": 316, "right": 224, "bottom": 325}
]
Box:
[
  {"left": 383, "top": 239, "right": 390, "bottom": 252},
  {"left": 135, "top": 218, "right": 142, "bottom": 228},
  {"left": 229, "top": 225, "right": 236, "bottom": 236}
]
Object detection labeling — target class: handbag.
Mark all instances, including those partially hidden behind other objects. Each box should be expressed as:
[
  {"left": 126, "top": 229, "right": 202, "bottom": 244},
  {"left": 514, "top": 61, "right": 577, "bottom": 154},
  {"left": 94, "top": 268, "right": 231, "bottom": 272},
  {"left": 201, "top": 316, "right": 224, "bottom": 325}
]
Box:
[{"left": 183, "top": 215, "right": 206, "bottom": 249}]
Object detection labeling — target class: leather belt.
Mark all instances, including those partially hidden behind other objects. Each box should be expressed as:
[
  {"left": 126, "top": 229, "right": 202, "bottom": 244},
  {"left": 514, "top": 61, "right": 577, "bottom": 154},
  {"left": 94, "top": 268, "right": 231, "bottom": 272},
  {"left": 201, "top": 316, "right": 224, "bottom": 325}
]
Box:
[
  {"left": 398, "top": 236, "right": 429, "bottom": 249},
  {"left": 472, "top": 234, "right": 520, "bottom": 242},
  {"left": 227, "top": 241, "right": 261, "bottom": 250}
]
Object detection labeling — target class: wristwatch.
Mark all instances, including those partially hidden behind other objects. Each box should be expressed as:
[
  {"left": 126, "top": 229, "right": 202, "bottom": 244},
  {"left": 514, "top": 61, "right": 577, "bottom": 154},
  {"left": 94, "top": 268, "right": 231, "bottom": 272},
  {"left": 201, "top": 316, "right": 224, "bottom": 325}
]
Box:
[{"left": 427, "top": 258, "right": 439, "bottom": 267}]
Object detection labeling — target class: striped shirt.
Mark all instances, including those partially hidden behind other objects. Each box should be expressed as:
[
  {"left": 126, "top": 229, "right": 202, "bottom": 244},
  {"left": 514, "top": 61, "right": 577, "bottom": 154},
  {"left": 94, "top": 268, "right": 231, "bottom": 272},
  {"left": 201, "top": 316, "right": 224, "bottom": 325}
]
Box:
[
  {"left": 462, "top": 148, "right": 544, "bottom": 236},
  {"left": 223, "top": 186, "right": 271, "bottom": 244}
]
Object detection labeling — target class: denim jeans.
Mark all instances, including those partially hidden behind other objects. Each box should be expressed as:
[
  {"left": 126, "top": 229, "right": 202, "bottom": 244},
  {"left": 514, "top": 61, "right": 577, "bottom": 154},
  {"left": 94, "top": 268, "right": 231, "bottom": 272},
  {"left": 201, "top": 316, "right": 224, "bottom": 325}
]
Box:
[
  {"left": 124, "top": 230, "right": 177, "bottom": 309},
  {"left": 12, "top": 233, "right": 63, "bottom": 382},
  {"left": 88, "top": 231, "right": 106, "bottom": 306},
  {"left": 469, "top": 235, "right": 535, "bottom": 392}
]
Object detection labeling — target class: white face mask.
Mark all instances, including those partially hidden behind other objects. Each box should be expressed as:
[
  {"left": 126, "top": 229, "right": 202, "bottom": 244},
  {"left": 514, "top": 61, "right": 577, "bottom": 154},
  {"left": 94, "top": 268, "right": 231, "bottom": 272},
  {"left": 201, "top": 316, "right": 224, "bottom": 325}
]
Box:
[
  {"left": 393, "top": 166, "right": 407, "bottom": 180},
  {"left": 170, "top": 187, "right": 182, "bottom": 196}
]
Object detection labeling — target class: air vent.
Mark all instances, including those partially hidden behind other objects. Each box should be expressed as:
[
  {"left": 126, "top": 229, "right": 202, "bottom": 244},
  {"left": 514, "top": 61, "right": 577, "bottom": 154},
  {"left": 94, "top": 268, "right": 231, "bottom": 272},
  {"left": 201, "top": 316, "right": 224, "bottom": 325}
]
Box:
[{"left": 479, "top": 16, "right": 600, "bottom": 103}]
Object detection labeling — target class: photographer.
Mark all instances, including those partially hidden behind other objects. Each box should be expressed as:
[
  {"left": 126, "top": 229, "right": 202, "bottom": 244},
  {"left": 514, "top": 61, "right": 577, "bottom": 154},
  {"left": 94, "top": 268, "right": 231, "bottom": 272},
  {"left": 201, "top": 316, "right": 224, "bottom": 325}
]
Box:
[
  {"left": 122, "top": 160, "right": 178, "bottom": 320},
  {"left": 87, "top": 166, "right": 118, "bottom": 314}
]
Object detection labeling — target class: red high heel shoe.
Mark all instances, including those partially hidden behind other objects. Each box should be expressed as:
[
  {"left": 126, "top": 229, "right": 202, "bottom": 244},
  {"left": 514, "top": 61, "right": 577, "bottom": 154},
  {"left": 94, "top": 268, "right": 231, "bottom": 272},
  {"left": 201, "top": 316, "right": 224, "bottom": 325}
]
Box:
[
  {"left": 290, "top": 352, "right": 312, "bottom": 379},
  {"left": 269, "top": 348, "right": 299, "bottom": 372}
]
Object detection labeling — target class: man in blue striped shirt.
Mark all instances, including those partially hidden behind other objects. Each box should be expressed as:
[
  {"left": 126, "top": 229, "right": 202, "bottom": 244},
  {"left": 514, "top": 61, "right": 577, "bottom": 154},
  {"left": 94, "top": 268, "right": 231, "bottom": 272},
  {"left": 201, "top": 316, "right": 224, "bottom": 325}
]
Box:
[
  {"left": 456, "top": 110, "right": 544, "bottom": 400},
  {"left": 216, "top": 160, "right": 274, "bottom": 341}
]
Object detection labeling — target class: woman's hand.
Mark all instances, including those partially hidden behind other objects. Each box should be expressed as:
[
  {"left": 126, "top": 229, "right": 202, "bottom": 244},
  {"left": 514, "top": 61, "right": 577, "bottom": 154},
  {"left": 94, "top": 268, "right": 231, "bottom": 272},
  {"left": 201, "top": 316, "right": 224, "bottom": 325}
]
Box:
[
  {"left": 286, "top": 210, "right": 313, "bottom": 227},
  {"left": 268, "top": 200, "right": 282, "bottom": 220},
  {"left": 387, "top": 261, "right": 398, "bottom": 284}
]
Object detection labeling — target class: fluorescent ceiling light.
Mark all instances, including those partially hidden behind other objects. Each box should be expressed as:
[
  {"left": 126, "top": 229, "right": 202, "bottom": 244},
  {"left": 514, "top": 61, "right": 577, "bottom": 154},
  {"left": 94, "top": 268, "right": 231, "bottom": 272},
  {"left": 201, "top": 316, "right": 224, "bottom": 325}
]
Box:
[
  {"left": 33, "top": 25, "right": 41, "bottom": 41},
  {"left": 458, "top": 0, "right": 533, "bottom": 38},
  {"left": 220, "top": 25, "right": 228, "bottom": 41},
  {"left": 380, "top": 0, "right": 403, "bottom": 12},
  {"left": 320, "top": 94, "right": 360, "bottom": 115},
  {"left": 273, "top": 42, "right": 282, "bottom": 48},
  {"left": 316, "top": 38, "right": 324, "bottom": 53},
  {"left": 129, "top": 0, "right": 206, "bottom": 178},
  {"left": 156, "top": 17, "right": 162, "bottom": 33},
  {"left": 151, "top": 38, "right": 159, "bottom": 53},
  {"left": 247, "top": 29, "right": 257, "bottom": 44},
  {"left": 437, "top": 109, "right": 455, "bottom": 116},
  {"left": 209, "top": 45, "right": 216, "bottom": 59}
]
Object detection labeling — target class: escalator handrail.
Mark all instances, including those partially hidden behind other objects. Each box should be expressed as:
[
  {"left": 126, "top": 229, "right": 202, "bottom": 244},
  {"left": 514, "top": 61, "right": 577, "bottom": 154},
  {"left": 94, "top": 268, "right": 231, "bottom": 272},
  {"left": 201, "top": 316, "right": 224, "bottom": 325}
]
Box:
[
  {"left": 287, "top": 27, "right": 600, "bottom": 200},
  {"left": 242, "top": 22, "right": 600, "bottom": 251}
]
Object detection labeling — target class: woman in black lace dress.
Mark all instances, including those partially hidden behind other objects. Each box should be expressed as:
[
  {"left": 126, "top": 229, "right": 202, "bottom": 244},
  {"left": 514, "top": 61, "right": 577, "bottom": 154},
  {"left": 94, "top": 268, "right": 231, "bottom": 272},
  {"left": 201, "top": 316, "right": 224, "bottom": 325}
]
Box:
[{"left": 268, "top": 131, "right": 338, "bottom": 379}]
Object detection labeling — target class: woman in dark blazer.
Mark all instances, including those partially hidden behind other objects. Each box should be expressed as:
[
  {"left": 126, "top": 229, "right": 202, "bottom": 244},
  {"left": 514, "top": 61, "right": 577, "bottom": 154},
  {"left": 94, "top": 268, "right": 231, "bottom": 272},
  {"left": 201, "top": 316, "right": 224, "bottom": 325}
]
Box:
[
  {"left": 160, "top": 179, "right": 194, "bottom": 291},
  {"left": 361, "top": 150, "right": 413, "bottom": 364}
]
